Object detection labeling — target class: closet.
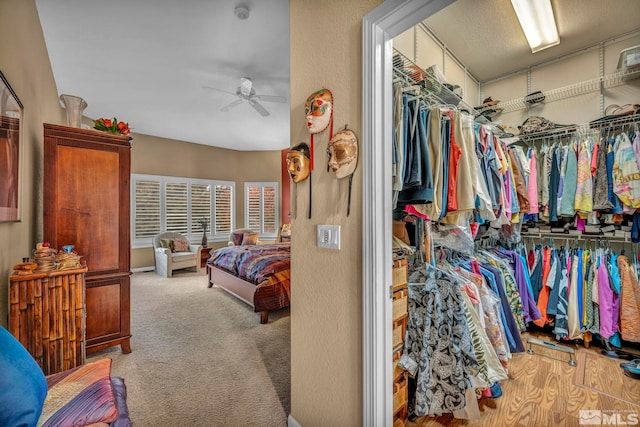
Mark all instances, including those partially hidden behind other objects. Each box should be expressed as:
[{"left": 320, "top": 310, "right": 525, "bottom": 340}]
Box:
[{"left": 390, "top": 15, "right": 640, "bottom": 425}]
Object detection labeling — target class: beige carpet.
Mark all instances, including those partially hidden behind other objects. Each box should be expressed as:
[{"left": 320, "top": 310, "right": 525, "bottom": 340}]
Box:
[{"left": 87, "top": 270, "right": 290, "bottom": 427}]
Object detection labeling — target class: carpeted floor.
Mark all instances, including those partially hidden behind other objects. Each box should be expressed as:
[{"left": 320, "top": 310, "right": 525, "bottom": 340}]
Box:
[{"left": 87, "top": 270, "right": 290, "bottom": 427}]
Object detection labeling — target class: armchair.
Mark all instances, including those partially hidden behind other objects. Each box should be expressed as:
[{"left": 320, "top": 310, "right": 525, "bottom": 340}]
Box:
[
  {"left": 228, "top": 228, "right": 261, "bottom": 246},
  {"left": 152, "top": 232, "right": 202, "bottom": 277}
]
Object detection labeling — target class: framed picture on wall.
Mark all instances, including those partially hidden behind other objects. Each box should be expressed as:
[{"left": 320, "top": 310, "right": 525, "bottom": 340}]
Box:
[{"left": 0, "top": 70, "right": 23, "bottom": 222}]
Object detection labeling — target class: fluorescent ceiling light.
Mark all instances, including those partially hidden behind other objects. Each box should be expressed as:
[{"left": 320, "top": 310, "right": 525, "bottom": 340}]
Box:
[{"left": 511, "top": 0, "right": 560, "bottom": 53}]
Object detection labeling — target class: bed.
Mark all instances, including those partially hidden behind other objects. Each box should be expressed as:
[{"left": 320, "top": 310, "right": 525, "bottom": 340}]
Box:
[{"left": 206, "top": 243, "right": 291, "bottom": 323}]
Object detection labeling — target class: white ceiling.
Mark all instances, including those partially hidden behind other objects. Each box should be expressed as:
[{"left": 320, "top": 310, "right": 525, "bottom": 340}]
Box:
[
  {"left": 424, "top": 0, "right": 640, "bottom": 83},
  {"left": 36, "top": 0, "right": 290, "bottom": 151},
  {"left": 36, "top": 0, "right": 640, "bottom": 151}
]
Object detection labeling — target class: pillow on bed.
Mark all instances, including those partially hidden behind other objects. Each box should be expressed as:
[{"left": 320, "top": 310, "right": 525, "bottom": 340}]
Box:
[
  {"left": 160, "top": 238, "right": 174, "bottom": 252},
  {"left": 230, "top": 231, "right": 245, "bottom": 246},
  {"left": 241, "top": 232, "right": 259, "bottom": 245},
  {"left": 173, "top": 237, "right": 190, "bottom": 252},
  {"left": 39, "top": 358, "right": 118, "bottom": 427},
  {"left": 0, "top": 326, "right": 48, "bottom": 427}
]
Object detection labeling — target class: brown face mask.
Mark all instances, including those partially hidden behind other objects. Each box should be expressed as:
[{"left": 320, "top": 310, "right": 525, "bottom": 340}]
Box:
[{"left": 286, "top": 143, "right": 311, "bottom": 183}]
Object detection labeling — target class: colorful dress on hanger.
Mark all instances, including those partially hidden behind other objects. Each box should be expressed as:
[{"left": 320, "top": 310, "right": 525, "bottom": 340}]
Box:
[
  {"left": 400, "top": 264, "right": 480, "bottom": 417},
  {"left": 617, "top": 254, "right": 640, "bottom": 342}
]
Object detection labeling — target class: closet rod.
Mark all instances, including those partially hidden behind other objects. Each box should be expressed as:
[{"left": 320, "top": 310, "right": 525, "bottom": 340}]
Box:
[{"left": 521, "top": 231, "right": 636, "bottom": 244}]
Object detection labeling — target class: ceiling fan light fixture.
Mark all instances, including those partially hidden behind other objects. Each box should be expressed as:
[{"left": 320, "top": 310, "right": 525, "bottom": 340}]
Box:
[
  {"left": 234, "top": 5, "right": 250, "bottom": 20},
  {"left": 511, "top": 0, "right": 559, "bottom": 53}
]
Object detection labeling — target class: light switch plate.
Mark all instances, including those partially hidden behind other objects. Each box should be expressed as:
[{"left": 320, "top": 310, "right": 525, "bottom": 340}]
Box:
[{"left": 317, "top": 225, "right": 340, "bottom": 250}]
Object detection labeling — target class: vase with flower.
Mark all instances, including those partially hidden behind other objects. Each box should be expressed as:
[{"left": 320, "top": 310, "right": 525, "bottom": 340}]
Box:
[{"left": 198, "top": 217, "right": 210, "bottom": 248}]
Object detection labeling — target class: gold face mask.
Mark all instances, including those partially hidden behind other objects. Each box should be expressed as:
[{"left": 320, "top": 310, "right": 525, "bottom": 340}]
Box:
[
  {"left": 327, "top": 129, "right": 358, "bottom": 179},
  {"left": 286, "top": 143, "right": 311, "bottom": 183}
]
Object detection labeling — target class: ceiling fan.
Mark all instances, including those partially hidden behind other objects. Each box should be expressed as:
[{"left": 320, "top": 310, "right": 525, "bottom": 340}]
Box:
[{"left": 203, "top": 77, "right": 286, "bottom": 117}]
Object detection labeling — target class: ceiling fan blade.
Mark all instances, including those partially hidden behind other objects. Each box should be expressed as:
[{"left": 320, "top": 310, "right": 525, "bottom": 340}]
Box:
[
  {"left": 220, "top": 98, "right": 244, "bottom": 112},
  {"left": 255, "top": 94, "right": 286, "bottom": 103},
  {"left": 249, "top": 100, "right": 270, "bottom": 117},
  {"left": 203, "top": 85, "right": 237, "bottom": 97}
]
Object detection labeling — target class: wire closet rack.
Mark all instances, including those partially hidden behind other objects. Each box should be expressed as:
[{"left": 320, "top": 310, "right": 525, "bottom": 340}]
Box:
[
  {"left": 515, "top": 113, "right": 640, "bottom": 144},
  {"left": 498, "top": 67, "right": 640, "bottom": 113},
  {"left": 392, "top": 50, "right": 490, "bottom": 122}
]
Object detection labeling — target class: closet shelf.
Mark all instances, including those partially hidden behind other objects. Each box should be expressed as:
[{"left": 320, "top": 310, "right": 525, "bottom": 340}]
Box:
[
  {"left": 514, "top": 113, "right": 640, "bottom": 143},
  {"left": 498, "top": 67, "right": 640, "bottom": 113}
]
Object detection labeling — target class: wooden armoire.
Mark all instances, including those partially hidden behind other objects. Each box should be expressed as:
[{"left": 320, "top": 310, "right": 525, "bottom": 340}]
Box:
[{"left": 43, "top": 124, "right": 132, "bottom": 355}]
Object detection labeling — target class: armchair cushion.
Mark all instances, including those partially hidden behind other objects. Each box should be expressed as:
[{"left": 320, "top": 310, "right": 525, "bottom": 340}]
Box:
[
  {"left": 173, "top": 236, "right": 190, "bottom": 252},
  {"left": 159, "top": 238, "right": 174, "bottom": 252},
  {"left": 0, "top": 326, "right": 48, "bottom": 427}
]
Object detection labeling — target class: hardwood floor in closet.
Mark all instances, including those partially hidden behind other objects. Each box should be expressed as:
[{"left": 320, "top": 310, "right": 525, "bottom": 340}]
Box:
[{"left": 409, "top": 332, "right": 640, "bottom": 427}]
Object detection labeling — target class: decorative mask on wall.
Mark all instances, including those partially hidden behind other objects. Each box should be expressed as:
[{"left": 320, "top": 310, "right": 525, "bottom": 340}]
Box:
[
  {"left": 286, "top": 142, "right": 312, "bottom": 219},
  {"left": 327, "top": 128, "right": 358, "bottom": 179},
  {"left": 305, "top": 89, "right": 333, "bottom": 134},
  {"left": 304, "top": 88, "right": 333, "bottom": 171},
  {"left": 286, "top": 142, "right": 311, "bottom": 183},
  {"left": 328, "top": 126, "right": 358, "bottom": 216}
]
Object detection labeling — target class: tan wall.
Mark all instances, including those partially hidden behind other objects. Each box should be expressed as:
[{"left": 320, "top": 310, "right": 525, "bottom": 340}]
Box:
[
  {"left": 130, "top": 133, "right": 281, "bottom": 269},
  {"left": 289, "top": 0, "right": 382, "bottom": 425},
  {"left": 0, "top": 0, "right": 66, "bottom": 327}
]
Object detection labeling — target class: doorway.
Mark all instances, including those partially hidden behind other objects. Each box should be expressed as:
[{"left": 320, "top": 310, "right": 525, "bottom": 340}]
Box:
[{"left": 361, "top": 1, "right": 456, "bottom": 425}]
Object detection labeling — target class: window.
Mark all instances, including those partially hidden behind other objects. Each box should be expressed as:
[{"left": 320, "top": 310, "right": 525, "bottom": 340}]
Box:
[
  {"left": 244, "top": 182, "right": 278, "bottom": 238},
  {"left": 132, "top": 174, "right": 234, "bottom": 247}
]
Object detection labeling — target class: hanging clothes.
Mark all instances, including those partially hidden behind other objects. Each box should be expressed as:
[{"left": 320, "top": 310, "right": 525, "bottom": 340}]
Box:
[
  {"left": 527, "top": 147, "right": 540, "bottom": 216},
  {"left": 593, "top": 139, "right": 613, "bottom": 210},
  {"left": 574, "top": 138, "right": 594, "bottom": 214},
  {"left": 444, "top": 110, "right": 462, "bottom": 213},
  {"left": 597, "top": 250, "right": 617, "bottom": 339},
  {"left": 559, "top": 142, "right": 578, "bottom": 217},
  {"left": 553, "top": 249, "right": 570, "bottom": 340},
  {"left": 400, "top": 264, "right": 480, "bottom": 417},
  {"left": 491, "top": 248, "right": 540, "bottom": 323},
  {"left": 397, "top": 100, "right": 434, "bottom": 205},
  {"left": 428, "top": 107, "right": 444, "bottom": 220},
  {"left": 548, "top": 147, "right": 561, "bottom": 222},
  {"left": 617, "top": 254, "right": 640, "bottom": 342}
]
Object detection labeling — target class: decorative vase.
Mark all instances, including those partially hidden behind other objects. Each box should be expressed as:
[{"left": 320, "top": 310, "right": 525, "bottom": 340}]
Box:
[
  {"left": 59, "top": 94, "right": 88, "bottom": 128},
  {"left": 201, "top": 230, "right": 208, "bottom": 248}
]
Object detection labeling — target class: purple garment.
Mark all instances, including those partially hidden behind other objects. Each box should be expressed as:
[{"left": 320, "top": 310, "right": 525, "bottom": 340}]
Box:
[
  {"left": 494, "top": 249, "right": 542, "bottom": 323},
  {"left": 598, "top": 254, "right": 616, "bottom": 339}
]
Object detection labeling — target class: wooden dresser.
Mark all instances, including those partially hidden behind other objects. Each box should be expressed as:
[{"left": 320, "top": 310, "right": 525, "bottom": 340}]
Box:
[
  {"left": 43, "top": 124, "right": 132, "bottom": 355},
  {"left": 392, "top": 256, "right": 409, "bottom": 425},
  {"left": 9, "top": 267, "right": 87, "bottom": 375}
]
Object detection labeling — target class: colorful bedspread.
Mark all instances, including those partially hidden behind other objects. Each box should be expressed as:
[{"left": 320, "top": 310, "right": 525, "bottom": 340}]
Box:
[{"left": 207, "top": 243, "right": 290, "bottom": 285}]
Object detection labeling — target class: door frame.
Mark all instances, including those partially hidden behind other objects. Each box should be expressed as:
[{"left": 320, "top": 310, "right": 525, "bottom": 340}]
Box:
[{"left": 361, "top": 1, "right": 455, "bottom": 425}]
